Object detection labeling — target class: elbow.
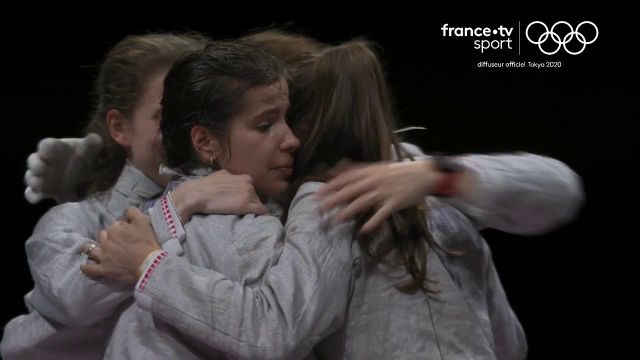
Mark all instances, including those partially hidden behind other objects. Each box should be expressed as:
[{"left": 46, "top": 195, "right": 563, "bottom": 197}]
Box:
[
  {"left": 224, "top": 327, "right": 302, "bottom": 360},
  {"left": 61, "top": 305, "right": 103, "bottom": 327},
  {"left": 544, "top": 164, "right": 585, "bottom": 232},
  {"left": 52, "top": 297, "right": 102, "bottom": 327},
  {"left": 35, "top": 285, "right": 106, "bottom": 327},
  {"left": 235, "top": 336, "right": 301, "bottom": 360},
  {"left": 261, "top": 346, "right": 300, "bottom": 360},
  {"left": 558, "top": 170, "right": 585, "bottom": 224},
  {"left": 548, "top": 158, "right": 586, "bottom": 224},
  {"left": 516, "top": 170, "right": 585, "bottom": 236}
]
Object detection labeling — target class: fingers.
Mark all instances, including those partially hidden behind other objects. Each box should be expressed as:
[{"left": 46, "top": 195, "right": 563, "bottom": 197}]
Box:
[
  {"left": 238, "top": 174, "right": 253, "bottom": 185},
  {"left": 327, "top": 158, "right": 359, "bottom": 176},
  {"left": 125, "top": 207, "right": 145, "bottom": 224},
  {"left": 359, "top": 203, "right": 395, "bottom": 236},
  {"left": 24, "top": 170, "right": 43, "bottom": 193},
  {"left": 80, "top": 262, "right": 103, "bottom": 279},
  {"left": 111, "top": 220, "right": 129, "bottom": 229},
  {"left": 317, "top": 167, "right": 364, "bottom": 196},
  {"left": 247, "top": 203, "right": 268, "bottom": 215},
  {"left": 27, "top": 153, "right": 46, "bottom": 176},
  {"left": 333, "top": 191, "right": 379, "bottom": 223},
  {"left": 78, "top": 133, "right": 103, "bottom": 158},
  {"left": 24, "top": 187, "right": 43, "bottom": 204},
  {"left": 81, "top": 241, "right": 104, "bottom": 263},
  {"left": 320, "top": 177, "right": 376, "bottom": 212},
  {"left": 96, "top": 229, "right": 108, "bottom": 245},
  {"left": 248, "top": 191, "right": 266, "bottom": 214},
  {"left": 80, "top": 241, "right": 97, "bottom": 254},
  {"left": 231, "top": 193, "right": 266, "bottom": 215},
  {"left": 208, "top": 171, "right": 253, "bottom": 185}
]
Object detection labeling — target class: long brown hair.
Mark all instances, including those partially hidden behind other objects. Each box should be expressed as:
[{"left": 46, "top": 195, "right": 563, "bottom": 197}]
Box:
[
  {"left": 80, "top": 32, "right": 207, "bottom": 196},
  {"left": 289, "top": 40, "right": 442, "bottom": 293}
]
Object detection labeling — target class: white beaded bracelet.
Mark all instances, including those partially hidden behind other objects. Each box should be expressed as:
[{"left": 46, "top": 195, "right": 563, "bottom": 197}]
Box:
[{"left": 166, "top": 192, "right": 185, "bottom": 225}]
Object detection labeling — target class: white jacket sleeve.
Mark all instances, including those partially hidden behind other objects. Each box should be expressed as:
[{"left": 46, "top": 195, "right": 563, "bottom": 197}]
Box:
[
  {"left": 25, "top": 203, "right": 132, "bottom": 327},
  {"left": 398, "top": 143, "right": 585, "bottom": 234}
]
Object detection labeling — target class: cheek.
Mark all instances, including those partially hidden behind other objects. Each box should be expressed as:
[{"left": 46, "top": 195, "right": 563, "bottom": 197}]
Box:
[
  {"left": 243, "top": 154, "right": 270, "bottom": 178},
  {"left": 152, "top": 132, "right": 163, "bottom": 150}
]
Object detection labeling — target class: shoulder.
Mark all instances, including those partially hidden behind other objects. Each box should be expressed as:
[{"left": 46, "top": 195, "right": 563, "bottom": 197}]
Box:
[
  {"left": 289, "top": 181, "right": 324, "bottom": 214},
  {"left": 34, "top": 200, "right": 98, "bottom": 231},
  {"left": 287, "top": 182, "right": 356, "bottom": 246},
  {"left": 27, "top": 199, "right": 106, "bottom": 248}
]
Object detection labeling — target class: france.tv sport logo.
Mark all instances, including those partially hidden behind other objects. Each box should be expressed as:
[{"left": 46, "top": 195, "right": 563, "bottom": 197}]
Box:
[{"left": 525, "top": 21, "right": 598, "bottom": 55}]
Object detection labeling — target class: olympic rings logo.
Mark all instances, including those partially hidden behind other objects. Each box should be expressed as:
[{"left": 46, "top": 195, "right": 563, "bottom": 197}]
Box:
[{"left": 525, "top": 21, "right": 598, "bottom": 55}]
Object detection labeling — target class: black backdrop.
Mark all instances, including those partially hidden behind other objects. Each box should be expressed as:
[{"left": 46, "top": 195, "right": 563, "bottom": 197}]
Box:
[{"left": 1, "top": 7, "right": 632, "bottom": 359}]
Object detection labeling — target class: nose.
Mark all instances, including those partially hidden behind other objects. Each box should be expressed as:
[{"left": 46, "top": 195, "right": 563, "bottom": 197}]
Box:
[{"left": 280, "top": 123, "right": 300, "bottom": 154}]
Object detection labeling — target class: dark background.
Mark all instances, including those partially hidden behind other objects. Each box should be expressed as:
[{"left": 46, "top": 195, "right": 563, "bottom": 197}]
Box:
[{"left": 1, "top": 7, "right": 632, "bottom": 359}]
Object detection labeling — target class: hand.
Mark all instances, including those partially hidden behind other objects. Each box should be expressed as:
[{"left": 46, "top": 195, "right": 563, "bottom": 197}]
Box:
[
  {"left": 171, "top": 170, "right": 267, "bottom": 221},
  {"left": 81, "top": 207, "right": 161, "bottom": 284},
  {"left": 317, "top": 160, "right": 442, "bottom": 235},
  {"left": 24, "top": 133, "right": 103, "bottom": 204}
]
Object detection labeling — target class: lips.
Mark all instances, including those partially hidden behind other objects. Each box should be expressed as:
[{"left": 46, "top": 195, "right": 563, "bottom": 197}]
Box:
[
  {"left": 274, "top": 160, "right": 294, "bottom": 169},
  {"left": 275, "top": 166, "right": 294, "bottom": 177}
]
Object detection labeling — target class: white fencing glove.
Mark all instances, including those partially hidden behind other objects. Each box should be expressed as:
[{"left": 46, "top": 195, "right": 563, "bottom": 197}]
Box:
[{"left": 24, "top": 133, "right": 103, "bottom": 204}]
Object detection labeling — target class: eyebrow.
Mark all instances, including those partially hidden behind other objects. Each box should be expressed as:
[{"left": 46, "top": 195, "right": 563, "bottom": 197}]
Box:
[{"left": 252, "top": 103, "right": 290, "bottom": 119}]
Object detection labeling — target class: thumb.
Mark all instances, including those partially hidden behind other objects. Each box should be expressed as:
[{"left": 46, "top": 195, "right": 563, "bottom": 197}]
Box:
[
  {"left": 77, "top": 133, "right": 103, "bottom": 158},
  {"left": 248, "top": 203, "right": 268, "bottom": 215},
  {"left": 25, "top": 187, "right": 43, "bottom": 204}
]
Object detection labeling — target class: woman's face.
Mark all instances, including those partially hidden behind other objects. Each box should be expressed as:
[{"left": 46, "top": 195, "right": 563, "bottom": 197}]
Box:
[
  {"left": 126, "top": 70, "right": 170, "bottom": 186},
  {"left": 218, "top": 78, "right": 300, "bottom": 199}
]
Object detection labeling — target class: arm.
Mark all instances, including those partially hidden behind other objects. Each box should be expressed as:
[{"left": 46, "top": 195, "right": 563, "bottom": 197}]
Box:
[
  {"left": 84, "top": 183, "right": 355, "bottom": 359},
  {"left": 168, "top": 170, "right": 267, "bottom": 221},
  {"left": 446, "top": 152, "right": 585, "bottom": 234},
  {"left": 25, "top": 203, "right": 132, "bottom": 327},
  {"left": 146, "top": 171, "right": 268, "bottom": 251},
  {"left": 319, "top": 145, "right": 584, "bottom": 235}
]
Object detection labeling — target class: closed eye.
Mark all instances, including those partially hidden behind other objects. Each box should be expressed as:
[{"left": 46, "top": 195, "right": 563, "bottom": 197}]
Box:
[{"left": 256, "top": 119, "right": 276, "bottom": 131}]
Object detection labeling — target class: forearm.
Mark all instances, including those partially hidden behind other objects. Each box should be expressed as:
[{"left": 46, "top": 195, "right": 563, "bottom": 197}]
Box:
[
  {"left": 26, "top": 234, "right": 131, "bottom": 326},
  {"left": 447, "top": 152, "right": 585, "bottom": 234}
]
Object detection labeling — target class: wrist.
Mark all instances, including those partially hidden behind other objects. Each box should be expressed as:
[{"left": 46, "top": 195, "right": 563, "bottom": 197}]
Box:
[
  {"left": 136, "top": 249, "right": 164, "bottom": 280},
  {"left": 420, "top": 160, "right": 443, "bottom": 196},
  {"left": 430, "top": 156, "right": 464, "bottom": 198},
  {"left": 167, "top": 190, "right": 189, "bottom": 224},
  {"left": 136, "top": 250, "right": 169, "bottom": 292},
  {"left": 175, "top": 186, "right": 198, "bottom": 220}
]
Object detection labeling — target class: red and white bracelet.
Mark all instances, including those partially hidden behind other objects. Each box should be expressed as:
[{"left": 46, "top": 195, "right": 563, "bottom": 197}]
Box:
[{"left": 137, "top": 250, "right": 169, "bottom": 291}]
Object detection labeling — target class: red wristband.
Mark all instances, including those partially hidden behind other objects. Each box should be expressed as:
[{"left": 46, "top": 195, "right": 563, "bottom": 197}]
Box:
[{"left": 433, "top": 172, "right": 459, "bottom": 197}]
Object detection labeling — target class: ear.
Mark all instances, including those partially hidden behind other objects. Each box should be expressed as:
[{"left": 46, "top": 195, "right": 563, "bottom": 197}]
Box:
[
  {"left": 191, "top": 125, "right": 219, "bottom": 165},
  {"left": 106, "top": 109, "right": 131, "bottom": 147}
]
